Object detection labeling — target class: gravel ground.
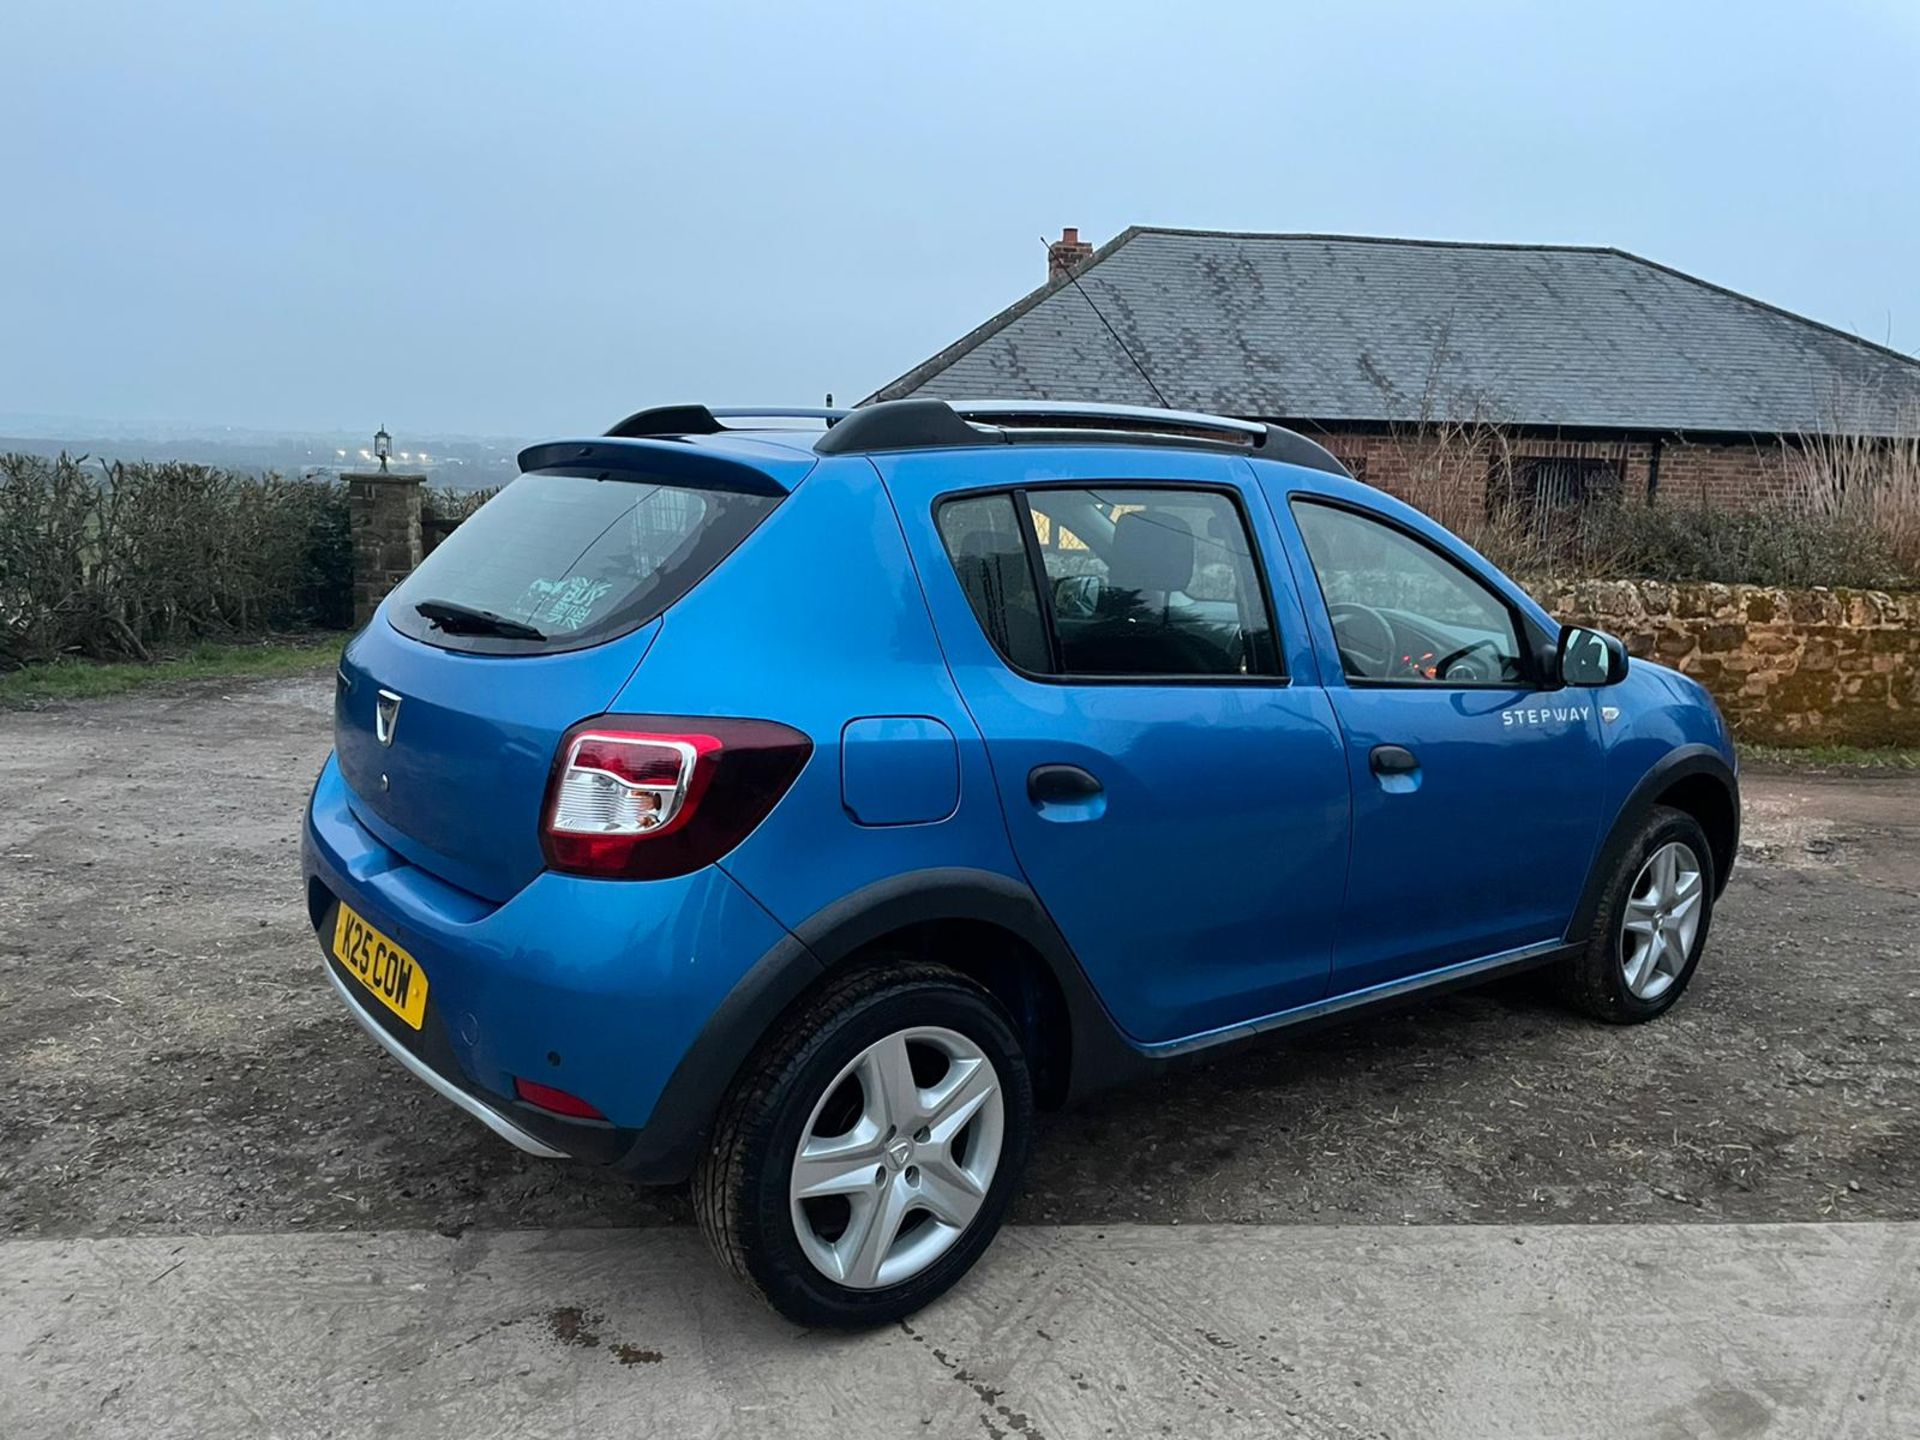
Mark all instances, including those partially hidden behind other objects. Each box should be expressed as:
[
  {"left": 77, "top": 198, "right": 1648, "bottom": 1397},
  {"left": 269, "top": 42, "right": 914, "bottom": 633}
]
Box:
[{"left": 1, "top": 669, "right": 1916, "bottom": 1238}]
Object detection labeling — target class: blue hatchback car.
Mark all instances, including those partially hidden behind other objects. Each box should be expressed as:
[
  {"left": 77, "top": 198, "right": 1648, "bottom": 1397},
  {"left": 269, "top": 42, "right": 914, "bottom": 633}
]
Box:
[{"left": 304, "top": 399, "right": 1739, "bottom": 1326}]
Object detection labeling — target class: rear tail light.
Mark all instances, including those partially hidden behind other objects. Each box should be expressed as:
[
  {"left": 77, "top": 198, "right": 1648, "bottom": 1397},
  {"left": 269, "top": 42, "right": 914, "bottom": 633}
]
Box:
[{"left": 541, "top": 715, "right": 811, "bottom": 879}]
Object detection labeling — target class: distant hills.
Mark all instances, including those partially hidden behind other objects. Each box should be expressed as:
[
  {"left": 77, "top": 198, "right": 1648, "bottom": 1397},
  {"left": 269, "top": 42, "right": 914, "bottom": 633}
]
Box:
[{"left": 0, "top": 417, "right": 526, "bottom": 491}]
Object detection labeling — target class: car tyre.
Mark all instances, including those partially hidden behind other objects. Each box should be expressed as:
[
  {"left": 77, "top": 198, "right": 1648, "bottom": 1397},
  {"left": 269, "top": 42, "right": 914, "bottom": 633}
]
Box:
[
  {"left": 692, "top": 959, "right": 1033, "bottom": 1328},
  {"left": 1556, "top": 804, "right": 1716, "bottom": 1024}
]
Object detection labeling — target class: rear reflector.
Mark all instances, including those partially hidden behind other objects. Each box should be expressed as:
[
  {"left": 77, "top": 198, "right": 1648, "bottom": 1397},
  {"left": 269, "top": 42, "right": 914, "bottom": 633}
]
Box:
[
  {"left": 541, "top": 715, "right": 812, "bottom": 880},
  {"left": 513, "top": 1077, "right": 607, "bottom": 1120}
]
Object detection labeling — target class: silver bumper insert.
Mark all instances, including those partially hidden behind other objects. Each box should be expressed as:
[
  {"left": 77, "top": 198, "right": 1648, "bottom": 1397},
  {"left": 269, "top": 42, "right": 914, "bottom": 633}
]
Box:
[{"left": 323, "top": 960, "right": 568, "bottom": 1160}]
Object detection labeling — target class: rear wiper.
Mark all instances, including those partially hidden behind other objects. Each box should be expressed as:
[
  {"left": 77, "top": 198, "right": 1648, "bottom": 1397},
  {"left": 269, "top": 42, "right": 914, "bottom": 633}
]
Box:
[{"left": 414, "top": 598, "right": 546, "bottom": 641}]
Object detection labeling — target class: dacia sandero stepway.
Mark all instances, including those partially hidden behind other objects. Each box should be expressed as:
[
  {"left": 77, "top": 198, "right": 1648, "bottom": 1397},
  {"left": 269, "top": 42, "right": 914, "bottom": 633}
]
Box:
[{"left": 304, "top": 399, "right": 1739, "bottom": 1326}]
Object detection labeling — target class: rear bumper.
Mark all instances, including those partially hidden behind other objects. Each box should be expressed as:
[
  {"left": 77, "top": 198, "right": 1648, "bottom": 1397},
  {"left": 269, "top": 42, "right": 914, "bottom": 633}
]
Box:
[
  {"left": 321, "top": 960, "right": 566, "bottom": 1159},
  {"left": 301, "top": 753, "right": 798, "bottom": 1179}
]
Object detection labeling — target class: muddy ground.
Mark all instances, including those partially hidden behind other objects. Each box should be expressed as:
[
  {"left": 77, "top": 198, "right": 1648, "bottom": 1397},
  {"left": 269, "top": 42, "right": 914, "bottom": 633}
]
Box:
[{"left": 1, "top": 669, "right": 1916, "bottom": 1239}]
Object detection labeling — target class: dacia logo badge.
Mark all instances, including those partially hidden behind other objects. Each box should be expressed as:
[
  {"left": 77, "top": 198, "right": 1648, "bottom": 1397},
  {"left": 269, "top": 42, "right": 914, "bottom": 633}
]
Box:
[
  {"left": 1601, "top": 705, "right": 1621, "bottom": 726},
  {"left": 375, "top": 689, "right": 403, "bottom": 747}
]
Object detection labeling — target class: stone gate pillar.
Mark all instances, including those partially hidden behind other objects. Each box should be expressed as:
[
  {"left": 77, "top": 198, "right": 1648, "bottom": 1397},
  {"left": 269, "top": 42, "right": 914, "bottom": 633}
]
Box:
[{"left": 348, "top": 471, "right": 426, "bottom": 626}]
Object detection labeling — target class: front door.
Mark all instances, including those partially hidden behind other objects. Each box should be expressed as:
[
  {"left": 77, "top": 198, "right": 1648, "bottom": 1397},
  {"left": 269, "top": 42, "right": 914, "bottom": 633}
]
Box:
[
  {"left": 1275, "top": 494, "right": 1608, "bottom": 992},
  {"left": 881, "top": 449, "right": 1353, "bottom": 1047}
]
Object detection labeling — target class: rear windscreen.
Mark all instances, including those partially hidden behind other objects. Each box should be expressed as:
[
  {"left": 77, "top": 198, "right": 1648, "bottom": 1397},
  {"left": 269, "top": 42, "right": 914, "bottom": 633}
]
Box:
[{"left": 386, "top": 471, "right": 779, "bottom": 654}]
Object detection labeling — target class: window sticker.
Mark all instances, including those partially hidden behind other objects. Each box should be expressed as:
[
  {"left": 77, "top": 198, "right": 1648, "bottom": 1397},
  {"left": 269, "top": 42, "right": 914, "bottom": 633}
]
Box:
[{"left": 520, "top": 575, "right": 615, "bottom": 633}]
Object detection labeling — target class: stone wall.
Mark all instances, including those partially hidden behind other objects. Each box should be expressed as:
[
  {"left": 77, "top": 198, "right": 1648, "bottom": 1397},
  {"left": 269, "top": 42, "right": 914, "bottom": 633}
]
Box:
[
  {"left": 347, "top": 473, "right": 424, "bottom": 626},
  {"left": 1530, "top": 578, "right": 1920, "bottom": 746}
]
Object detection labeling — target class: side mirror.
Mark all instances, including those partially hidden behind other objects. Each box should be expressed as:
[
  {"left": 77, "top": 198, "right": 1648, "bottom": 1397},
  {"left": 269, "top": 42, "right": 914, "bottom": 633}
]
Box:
[{"left": 1557, "top": 626, "right": 1629, "bottom": 687}]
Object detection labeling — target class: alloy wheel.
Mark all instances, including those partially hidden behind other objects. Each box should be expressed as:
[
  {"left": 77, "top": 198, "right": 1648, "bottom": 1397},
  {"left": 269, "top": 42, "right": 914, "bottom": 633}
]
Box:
[
  {"left": 788, "top": 1026, "right": 1004, "bottom": 1290},
  {"left": 1619, "top": 840, "right": 1704, "bottom": 1001}
]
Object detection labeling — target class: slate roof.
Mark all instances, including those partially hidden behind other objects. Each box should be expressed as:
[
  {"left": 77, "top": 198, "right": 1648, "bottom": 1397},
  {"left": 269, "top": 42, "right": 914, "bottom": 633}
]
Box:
[{"left": 866, "top": 229, "right": 1920, "bottom": 436}]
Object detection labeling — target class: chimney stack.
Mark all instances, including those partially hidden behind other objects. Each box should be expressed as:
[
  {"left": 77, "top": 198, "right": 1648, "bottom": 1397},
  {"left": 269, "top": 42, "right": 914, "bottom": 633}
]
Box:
[{"left": 1047, "top": 227, "right": 1094, "bottom": 285}]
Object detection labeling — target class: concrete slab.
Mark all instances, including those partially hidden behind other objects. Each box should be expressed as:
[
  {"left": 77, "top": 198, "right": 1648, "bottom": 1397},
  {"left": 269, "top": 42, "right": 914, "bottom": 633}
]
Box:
[{"left": 3, "top": 1222, "right": 1915, "bottom": 1438}]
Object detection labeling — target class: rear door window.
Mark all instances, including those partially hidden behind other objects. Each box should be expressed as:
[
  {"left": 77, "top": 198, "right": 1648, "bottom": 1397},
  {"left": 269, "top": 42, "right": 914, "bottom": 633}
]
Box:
[
  {"left": 1024, "top": 488, "right": 1278, "bottom": 678},
  {"left": 387, "top": 471, "right": 778, "bottom": 654},
  {"left": 935, "top": 486, "right": 1281, "bottom": 680}
]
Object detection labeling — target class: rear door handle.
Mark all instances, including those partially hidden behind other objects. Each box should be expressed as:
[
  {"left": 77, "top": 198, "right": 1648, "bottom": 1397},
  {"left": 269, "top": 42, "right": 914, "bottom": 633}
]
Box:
[
  {"left": 1369, "top": 744, "right": 1419, "bottom": 776},
  {"left": 1028, "top": 764, "right": 1103, "bottom": 804}
]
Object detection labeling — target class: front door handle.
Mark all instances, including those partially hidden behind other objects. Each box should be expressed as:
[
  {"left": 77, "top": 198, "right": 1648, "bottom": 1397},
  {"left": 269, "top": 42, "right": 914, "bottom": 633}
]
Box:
[{"left": 1369, "top": 744, "right": 1419, "bottom": 776}]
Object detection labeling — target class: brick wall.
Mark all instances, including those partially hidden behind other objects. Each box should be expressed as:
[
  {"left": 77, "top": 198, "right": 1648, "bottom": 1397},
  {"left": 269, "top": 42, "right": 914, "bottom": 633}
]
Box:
[
  {"left": 1655, "top": 438, "right": 1791, "bottom": 507},
  {"left": 1304, "top": 429, "right": 1787, "bottom": 512},
  {"left": 1528, "top": 578, "right": 1920, "bottom": 746}
]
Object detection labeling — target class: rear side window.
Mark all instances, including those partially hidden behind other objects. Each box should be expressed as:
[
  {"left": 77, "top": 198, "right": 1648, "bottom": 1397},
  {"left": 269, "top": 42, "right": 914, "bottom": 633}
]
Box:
[
  {"left": 936, "top": 494, "right": 1051, "bottom": 673},
  {"left": 936, "top": 486, "right": 1281, "bottom": 680},
  {"left": 388, "top": 472, "right": 778, "bottom": 654}
]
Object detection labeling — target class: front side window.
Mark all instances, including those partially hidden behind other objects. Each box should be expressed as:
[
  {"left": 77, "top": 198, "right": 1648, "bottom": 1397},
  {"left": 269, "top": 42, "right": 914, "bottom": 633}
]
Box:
[
  {"left": 1291, "top": 500, "right": 1528, "bottom": 685},
  {"left": 936, "top": 486, "right": 1280, "bottom": 680}
]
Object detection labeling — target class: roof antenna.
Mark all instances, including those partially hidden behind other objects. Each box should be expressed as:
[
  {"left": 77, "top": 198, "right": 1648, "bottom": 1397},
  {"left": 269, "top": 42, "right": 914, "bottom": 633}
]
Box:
[{"left": 1041, "top": 233, "right": 1172, "bottom": 410}]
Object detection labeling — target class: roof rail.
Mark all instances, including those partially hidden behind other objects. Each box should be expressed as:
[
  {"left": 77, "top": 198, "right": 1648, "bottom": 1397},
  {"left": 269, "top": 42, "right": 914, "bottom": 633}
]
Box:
[
  {"left": 813, "top": 398, "right": 1350, "bottom": 476},
  {"left": 605, "top": 405, "right": 850, "bottom": 438},
  {"left": 953, "top": 399, "right": 1265, "bottom": 439}
]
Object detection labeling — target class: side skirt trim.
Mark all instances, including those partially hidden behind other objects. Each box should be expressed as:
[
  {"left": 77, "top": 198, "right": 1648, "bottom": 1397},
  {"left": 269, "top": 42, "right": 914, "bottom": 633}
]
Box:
[{"left": 1140, "top": 939, "right": 1574, "bottom": 1060}]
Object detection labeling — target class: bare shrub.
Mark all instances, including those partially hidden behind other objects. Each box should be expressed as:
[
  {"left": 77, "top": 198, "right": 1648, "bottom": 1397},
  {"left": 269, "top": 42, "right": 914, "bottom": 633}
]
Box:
[
  {"left": 1785, "top": 394, "right": 1920, "bottom": 576},
  {"left": 1575, "top": 499, "right": 1905, "bottom": 589}
]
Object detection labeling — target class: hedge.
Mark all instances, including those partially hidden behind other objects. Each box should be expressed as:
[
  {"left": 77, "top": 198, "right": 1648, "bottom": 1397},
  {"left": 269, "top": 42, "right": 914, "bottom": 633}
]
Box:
[{"left": 0, "top": 453, "right": 351, "bottom": 666}]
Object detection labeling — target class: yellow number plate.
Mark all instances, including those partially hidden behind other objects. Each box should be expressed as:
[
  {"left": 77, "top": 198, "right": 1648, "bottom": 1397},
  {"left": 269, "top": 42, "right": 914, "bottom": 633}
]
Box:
[{"left": 331, "top": 904, "right": 429, "bottom": 1030}]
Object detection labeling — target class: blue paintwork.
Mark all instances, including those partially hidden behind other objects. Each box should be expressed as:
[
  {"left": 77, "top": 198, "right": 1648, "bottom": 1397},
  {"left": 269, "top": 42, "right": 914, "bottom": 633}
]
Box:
[
  {"left": 334, "top": 620, "right": 657, "bottom": 902},
  {"left": 878, "top": 445, "right": 1352, "bottom": 1043},
  {"left": 605, "top": 455, "right": 1032, "bottom": 938},
  {"left": 303, "top": 421, "right": 1736, "bottom": 1146},
  {"left": 840, "top": 717, "right": 961, "bottom": 826},
  {"left": 1595, "top": 657, "right": 1739, "bottom": 826},
  {"left": 303, "top": 753, "right": 791, "bottom": 1127},
  {"left": 1252, "top": 463, "right": 1610, "bottom": 987}
]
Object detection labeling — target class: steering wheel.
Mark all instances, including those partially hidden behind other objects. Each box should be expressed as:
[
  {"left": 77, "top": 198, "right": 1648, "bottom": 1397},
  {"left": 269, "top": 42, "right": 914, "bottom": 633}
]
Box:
[
  {"left": 1434, "top": 637, "right": 1504, "bottom": 683},
  {"left": 1327, "top": 602, "right": 1396, "bottom": 678}
]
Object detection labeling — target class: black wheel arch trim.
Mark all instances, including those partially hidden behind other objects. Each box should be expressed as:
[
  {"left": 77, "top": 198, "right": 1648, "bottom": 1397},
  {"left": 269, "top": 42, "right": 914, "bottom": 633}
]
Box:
[
  {"left": 610, "top": 927, "right": 822, "bottom": 1184},
  {"left": 1566, "top": 744, "right": 1740, "bottom": 945},
  {"left": 610, "top": 866, "right": 1147, "bottom": 1184}
]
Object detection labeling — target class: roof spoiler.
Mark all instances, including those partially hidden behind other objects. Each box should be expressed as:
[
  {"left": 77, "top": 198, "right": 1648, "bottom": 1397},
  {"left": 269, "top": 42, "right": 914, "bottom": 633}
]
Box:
[
  {"left": 813, "top": 398, "right": 1350, "bottom": 476},
  {"left": 515, "top": 437, "right": 794, "bottom": 497}
]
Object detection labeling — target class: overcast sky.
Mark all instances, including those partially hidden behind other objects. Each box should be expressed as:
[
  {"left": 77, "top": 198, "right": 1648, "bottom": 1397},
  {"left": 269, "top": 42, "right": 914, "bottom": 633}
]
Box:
[{"left": 5, "top": 1, "right": 1917, "bottom": 439}]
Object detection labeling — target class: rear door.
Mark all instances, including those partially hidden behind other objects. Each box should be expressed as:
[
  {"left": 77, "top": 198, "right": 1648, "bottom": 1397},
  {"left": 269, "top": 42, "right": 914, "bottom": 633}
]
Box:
[
  {"left": 882, "top": 447, "right": 1352, "bottom": 1047},
  {"left": 1272, "top": 492, "right": 1606, "bottom": 990}
]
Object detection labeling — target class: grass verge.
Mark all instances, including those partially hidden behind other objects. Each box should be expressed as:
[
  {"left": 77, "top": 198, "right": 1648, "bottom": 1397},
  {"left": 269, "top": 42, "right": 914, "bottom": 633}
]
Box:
[
  {"left": 1740, "top": 742, "right": 1920, "bottom": 772},
  {"left": 0, "top": 635, "right": 346, "bottom": 708}
]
